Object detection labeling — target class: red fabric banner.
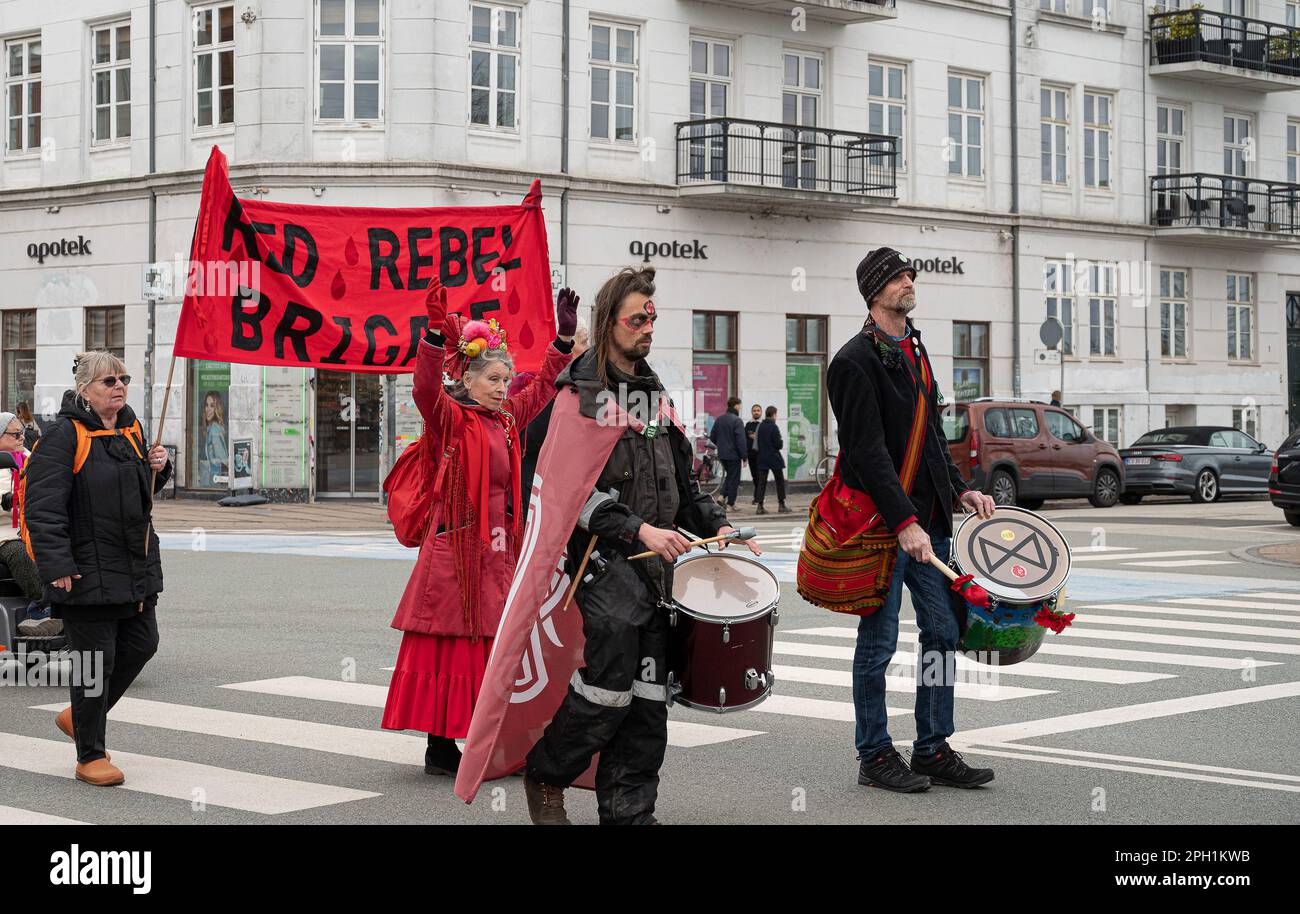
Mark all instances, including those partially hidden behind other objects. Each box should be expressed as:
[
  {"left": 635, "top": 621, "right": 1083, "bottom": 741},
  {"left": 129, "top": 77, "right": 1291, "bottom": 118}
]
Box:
[{"left": 175, "top": 146, "right": 555, "bottom": 373}]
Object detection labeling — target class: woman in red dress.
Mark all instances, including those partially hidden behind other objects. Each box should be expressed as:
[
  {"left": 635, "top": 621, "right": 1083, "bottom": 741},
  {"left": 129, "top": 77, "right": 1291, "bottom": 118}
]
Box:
[{"left": 382, "top": 279, "right": 579, "bottom": 775}]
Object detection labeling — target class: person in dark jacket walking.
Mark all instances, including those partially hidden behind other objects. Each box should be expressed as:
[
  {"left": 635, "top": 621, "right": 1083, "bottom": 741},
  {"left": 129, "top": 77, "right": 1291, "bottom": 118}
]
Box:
[
  {"left": 754, "top": 406, "right": 790, "bottom": 514},
  {"left": 708, "top": 397, "right": 747, "bottom": 508},
  {"left": 744, "top": 404, "right": 761, "bottom": 504},
  {"left": 831, "top": 247, "right": 996, "bottom": 795},
  {"left": 23, "top": 351, "right": 172, "bottom": 788}
]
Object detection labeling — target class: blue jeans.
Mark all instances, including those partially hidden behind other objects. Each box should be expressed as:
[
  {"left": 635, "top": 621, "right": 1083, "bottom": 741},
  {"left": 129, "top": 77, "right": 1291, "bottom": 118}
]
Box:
[{"left": 852, "top": 524, "right": 958, "bottom": 759}]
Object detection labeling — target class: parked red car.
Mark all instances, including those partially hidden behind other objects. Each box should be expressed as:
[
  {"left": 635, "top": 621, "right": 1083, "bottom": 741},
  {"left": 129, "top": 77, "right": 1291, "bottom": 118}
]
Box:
[{"left": 943, "top": 398, "right": 1125, "bottom": 508}]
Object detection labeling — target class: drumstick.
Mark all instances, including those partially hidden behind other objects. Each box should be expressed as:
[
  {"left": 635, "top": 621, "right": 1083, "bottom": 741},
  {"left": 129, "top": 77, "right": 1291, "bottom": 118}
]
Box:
[
  {"left": 926, "top": 555, "right": 960, "bottom": 581},
  {"left": 559, "top": 534, "right": 598, "bottom": 613},
  {"left": 629, "top": 526, "right": 758, "bottom": 561}
]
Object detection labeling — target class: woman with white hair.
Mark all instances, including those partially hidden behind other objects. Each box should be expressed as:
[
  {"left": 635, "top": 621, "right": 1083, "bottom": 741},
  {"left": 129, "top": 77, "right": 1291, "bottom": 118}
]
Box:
[
  {"left": 22, "top": 350, "right": 171, "bottom": 787},
  {"left": 383, "top": 279, "right": 578, "bottom": 777},
  {"left": 0, "top": 410, "right": 51, "bottom": 633}
]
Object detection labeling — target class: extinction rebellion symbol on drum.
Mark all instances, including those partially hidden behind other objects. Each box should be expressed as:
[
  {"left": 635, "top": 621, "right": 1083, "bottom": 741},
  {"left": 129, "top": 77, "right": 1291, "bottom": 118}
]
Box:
[{"left": 969, "top": 519, "right": 1059, "bottom": 591}]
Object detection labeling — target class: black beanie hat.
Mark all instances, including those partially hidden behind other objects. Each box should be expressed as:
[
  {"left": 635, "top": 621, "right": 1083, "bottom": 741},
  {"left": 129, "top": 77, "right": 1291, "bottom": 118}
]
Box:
[{"left": 856, "top": 247, "right": 916, "bottom": 305}]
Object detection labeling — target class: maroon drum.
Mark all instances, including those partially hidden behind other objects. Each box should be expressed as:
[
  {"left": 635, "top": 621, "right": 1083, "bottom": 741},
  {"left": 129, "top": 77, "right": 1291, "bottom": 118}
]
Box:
[{"left": 666, "top": 552, "right": 779, "bottom": 712}]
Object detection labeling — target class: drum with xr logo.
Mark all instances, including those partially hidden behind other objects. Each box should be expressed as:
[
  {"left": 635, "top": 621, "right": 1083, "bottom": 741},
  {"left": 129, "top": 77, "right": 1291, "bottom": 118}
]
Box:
[{"left": 949, "top": 506, "right": 1072, "bottom": 665}]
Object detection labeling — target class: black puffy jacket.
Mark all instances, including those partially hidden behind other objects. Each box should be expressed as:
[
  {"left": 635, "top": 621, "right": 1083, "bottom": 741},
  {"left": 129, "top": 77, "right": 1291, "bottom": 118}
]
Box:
[{"left": 23, "top": 390, "right": 171, "bottom": 606}]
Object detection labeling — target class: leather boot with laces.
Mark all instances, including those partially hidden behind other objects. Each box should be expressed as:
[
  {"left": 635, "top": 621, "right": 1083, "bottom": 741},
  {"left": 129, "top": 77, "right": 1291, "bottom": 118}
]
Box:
[
  {"left": 524, "top": 773, "right": 572, "bottom": 825},
  {"left": 909, "top": 742, "right": 995, "bottom": 788},
  {"left": 857, "top": 747, "right": 930, "bottom": 793}
]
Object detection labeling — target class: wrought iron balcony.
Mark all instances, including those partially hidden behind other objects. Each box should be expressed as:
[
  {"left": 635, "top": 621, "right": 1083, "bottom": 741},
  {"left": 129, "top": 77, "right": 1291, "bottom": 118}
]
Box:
[
  {"left": 1150, "top": 173, "right": 1300, "bottom": 242},
  {"left": 1149, "top": 9, "right": 1300, "bottom": 91},
  {"left": 682, "top": 0, "right": 897, "bottom": 25},
  {"left": 675, "top": 118, "right": 898, "bottom": 200}
]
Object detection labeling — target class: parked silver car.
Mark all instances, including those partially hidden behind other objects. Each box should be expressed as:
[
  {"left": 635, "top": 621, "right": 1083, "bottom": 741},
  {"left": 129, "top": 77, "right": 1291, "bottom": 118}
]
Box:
[{"left": 1119, "top": 426, "right": 1273, "bottom": 504}]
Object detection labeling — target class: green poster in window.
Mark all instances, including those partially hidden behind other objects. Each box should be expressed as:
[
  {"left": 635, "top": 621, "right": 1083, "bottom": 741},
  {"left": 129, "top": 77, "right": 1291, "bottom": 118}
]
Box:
[{"left": 785, "top": 360, "right": 822, "bottom": 482}]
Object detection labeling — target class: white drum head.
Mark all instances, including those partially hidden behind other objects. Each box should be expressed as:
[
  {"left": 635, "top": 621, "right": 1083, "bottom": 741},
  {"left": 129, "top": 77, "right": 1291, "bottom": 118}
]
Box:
[
  {"left": 672, "top": 553, "right": 780, "bottom": 622},
  {"left": 952, "top": 505, "right": 1071, "bottom": 602}
]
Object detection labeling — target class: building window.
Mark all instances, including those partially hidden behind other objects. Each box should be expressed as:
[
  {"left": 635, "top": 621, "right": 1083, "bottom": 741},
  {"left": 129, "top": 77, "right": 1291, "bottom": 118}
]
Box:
[
  {"left": 469, "top": 4, "right": 520, "bottom": 130},
  {"left": 782, "top": 50, "right": 823, "bottom": 189},
  {"left": 692, "top": 311, "right": 737, "bottom": 433},
  {"left": 1226, "top": 272, "right": 1253, "bottom": 362},
  {"left": 1087, "top": 263, "right": 1117, "bottom": 357},
  {"left": 687, "top": 37, "right": 730, "bottom": 179},
  {"left": 1082, "top": 0, "right": 1110, "bottom": 16},
  {"left": 315, "top": 0, "right": 384, "bottom": 123},
  {"left": 952, "top": 322, "right": 989, "bottom": 401},
  {"left": 1040, "top": 84, "right": 1069, "bottom": 185},
  {"left": 1156, "top": 102, "right": 1185, "bottom": 176},
  {"left": 1223, "top": 113, "right": 1252, "bottom": 177},
  {"left": 4, "top": 36, "right": 41, "bottom": 154},
  {"left": 91, "top": 21, "right": 131, "bottom": 144},
  {"left": 869, "top": 60, "right": 906, "bottom": 170},
  {"left": 1232, "top": 406, "right": 1259, "bottom": 440},
  {"left": 1159, "top": 268, "right": 1189, "bottom": 359},
  {"left": 1044, "top": 259, "right": 1075, "bottom": 356},
  {"left": 1040, "top": 0, "right": 1066, "bottom": 11},
  {"left": 2, "top": 310, "right": 36, "bottom": 409},
  {"left": 1289, "top": 0, "right": 1300, "bottom": 27},
  {"left": 1288, "top": 119, "right": 1298, "bottom": 184},
  {"left": 193, "top": 2, "right": 235, "bottom": 129},
  {"left": 85, "top": 306, "right": 126, "bottom": 360},
  {"left": 590, "top": 21, "right": 637, "bottom": 142},
  {"left": 1083, "top": 91, "right": 1112, "bottom": 189},
  {"left": 1152, "top": 1, "right": 1187, "bottom": 10},
  {"left": 946, "top": 72, "right": 983, "bottom": 179},
  {"left": 1092, "top": 406, "right": 1121, "bottom": 447}
]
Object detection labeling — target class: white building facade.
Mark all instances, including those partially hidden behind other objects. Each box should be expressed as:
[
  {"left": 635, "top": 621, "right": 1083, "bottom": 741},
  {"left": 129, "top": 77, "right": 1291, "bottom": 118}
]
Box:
[{"left": 1, "top": 0, "right": 1297, "bottom": 498}]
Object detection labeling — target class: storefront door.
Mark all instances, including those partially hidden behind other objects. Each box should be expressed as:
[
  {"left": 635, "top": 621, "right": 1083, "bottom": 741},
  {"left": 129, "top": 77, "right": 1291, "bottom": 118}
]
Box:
[{"left": 315, "top": 370, "right": 382, "bottom": 497}]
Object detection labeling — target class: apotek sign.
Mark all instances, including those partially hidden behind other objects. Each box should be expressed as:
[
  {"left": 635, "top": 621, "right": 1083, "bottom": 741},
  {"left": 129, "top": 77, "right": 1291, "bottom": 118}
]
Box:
[{"left": 26, "top": 235, "right": 92, "bottom": 264}]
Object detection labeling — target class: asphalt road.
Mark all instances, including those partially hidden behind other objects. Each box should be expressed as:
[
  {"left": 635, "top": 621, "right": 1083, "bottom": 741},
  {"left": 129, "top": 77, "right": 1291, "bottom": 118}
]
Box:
[{"left": 2, "top": 496, "right": 1298, "bottom": 825}]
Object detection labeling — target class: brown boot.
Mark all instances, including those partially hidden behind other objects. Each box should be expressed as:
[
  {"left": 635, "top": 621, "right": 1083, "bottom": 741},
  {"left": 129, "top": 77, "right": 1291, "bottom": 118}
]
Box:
[
  {"left": 56, "top": 707, "right": 109, "bottom": 762},
  {"left": 524, "top": 773, "right": 571, "bottom": 825},
  {"left": 75, "top": 758, "right": 125, "bottom": 787}
]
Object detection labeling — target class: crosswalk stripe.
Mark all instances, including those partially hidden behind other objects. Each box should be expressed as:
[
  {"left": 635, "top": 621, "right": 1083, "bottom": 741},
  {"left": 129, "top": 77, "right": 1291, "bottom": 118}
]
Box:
[
  {"left": 770, "top": 664, "right": 1054, "bottom": 701},
  {"left": 1161, "top": 598, "right": 1300, "bottom": 613},
  {"left": 782, "top": 626, "right": 1277, "bottom": 670},
  {"left": 1071, "top": 550, "right": 1224, "bottom": 562},
  {"left": 970, "top": 741, "right": 1300, "bottom": 784},
  {"left": 1076, "top": 602, "right": 1300, "bottom": 624},
  {"left": 221, "top": 676, "right": 763, "bottom": 748},
  {"left": 0, "top": 804, "right": 90, "bottom": 825},
  {"left": 1002, "top": 626, "right": 1300, "bottom": 655},
  {"left": 773, "top": 640, "right": 1174, "bottom": 684},
  {"left": 0, "top": 732, "right": 378, "bottom": 814},
  {"left": 748, "top": 694, "right": 908, "bottom": 722},
  {"left": 1122, "top": 560, "right": 1239, "bottom": 568},
  {"left": 1072, "top": 612, "right": 1300, "bottom": 640},
  {"left": 1244, "top": 592, "right": 1300, "bottom": 603}
]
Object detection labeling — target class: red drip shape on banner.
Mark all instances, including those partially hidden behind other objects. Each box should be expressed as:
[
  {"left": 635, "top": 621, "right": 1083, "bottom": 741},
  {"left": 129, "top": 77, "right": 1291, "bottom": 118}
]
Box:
[
  {"left": 518, "top": 320, "right": 534, "bottom": 350},
  {"left": 344, "top": 236, "right": 360, "bottom": 267},
  {"left": 330, "top": 269, "right": 347, "bottom": 300}
]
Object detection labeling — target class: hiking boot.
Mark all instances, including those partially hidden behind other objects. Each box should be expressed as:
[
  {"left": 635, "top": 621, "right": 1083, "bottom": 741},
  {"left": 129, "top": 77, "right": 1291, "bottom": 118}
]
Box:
[
  {"left": 910, "top": 743, "right": 995, "bottom": 788},
  {"left": 524, "top": 773, "right": 572, "bottom": 825},
  {"left": 755, "top": 505, "right": 768, "bottom": 515},
  {"left": 857, "top": 747, "right": 930, "bottom": 793},
  {"left": 778, "top": 503, "right": 792, "bottom": 513},
  {"left": 424, "top": 735, "right": 462, "bottom": 776},
  {"left": 75, "top": 759, "right": 125, "bottom": 787}
]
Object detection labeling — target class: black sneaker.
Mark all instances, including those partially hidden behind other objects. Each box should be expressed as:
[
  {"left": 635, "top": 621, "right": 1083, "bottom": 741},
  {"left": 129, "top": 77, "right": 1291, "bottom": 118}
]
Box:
[
  {"left": 909, "top": 743, "right": 994, "bottom": 788},
  {"left": 857, "top": 747, "right": 930, "bottom": 793}
]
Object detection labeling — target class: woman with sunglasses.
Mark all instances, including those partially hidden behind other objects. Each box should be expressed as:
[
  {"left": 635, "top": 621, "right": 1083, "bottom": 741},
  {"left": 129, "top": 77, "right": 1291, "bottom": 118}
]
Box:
[{"left": 22, "top": 350, "right": 171, "bottom": 787}]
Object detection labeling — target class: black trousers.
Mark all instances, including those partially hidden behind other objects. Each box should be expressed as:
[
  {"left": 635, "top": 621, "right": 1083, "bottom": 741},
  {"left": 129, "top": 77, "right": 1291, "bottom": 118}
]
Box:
[
  {"left": 527, "top": 557, "right": 668, "bottom": 824},
  {"left": 720, "top": 458, "right": 741, "bottom": 505},
  {"left": 61, "top": 603, "right": 159, "bottom": 764},
  {"left": 754, "top": 465, "right": 787, "bottom": 506},
  {"left": 747, "top": 456, "right": 760, "bottom": 501}
]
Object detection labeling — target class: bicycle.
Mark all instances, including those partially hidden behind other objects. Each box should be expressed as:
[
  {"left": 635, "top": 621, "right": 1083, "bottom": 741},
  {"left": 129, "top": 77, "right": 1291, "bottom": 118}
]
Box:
[
  {"left": 814, "top": 447, "right": 839, "bottom": 489},
  {"left": 693, "top": 436, "right": 722, "bottom": 498}
]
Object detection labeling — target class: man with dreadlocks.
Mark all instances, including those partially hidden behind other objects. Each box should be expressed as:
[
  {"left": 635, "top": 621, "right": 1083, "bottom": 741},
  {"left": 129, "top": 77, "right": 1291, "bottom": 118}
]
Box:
[
  {"left": 382, "top": 279, "right": 578, "bottom": 779},
  {"left": 523, "top": 265, "right": 761, "bottom": 825}
]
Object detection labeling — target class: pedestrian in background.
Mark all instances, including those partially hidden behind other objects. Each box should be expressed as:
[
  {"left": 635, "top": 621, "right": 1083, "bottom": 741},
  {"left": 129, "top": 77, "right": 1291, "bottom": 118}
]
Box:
[
  {"left": 23, "top": 351, "right": 172, "bottom": 788},
  {"left": 0, "top": 410, "right": 52, "bottom": 635},
  {"left": 755, "top": 405, "right": 791, "bottom": 514},
  {"left": 15, "top": 402, "right": 41, "bottom": 450},
  {"left": 745, "top": 404, "right": 762, "bottom": 505},
  {"left": 1050, "top": 390, "right": 1062, "bottom": 407},
  {"left": 709, "top": 396, "right": 747, "bottom": 508}
]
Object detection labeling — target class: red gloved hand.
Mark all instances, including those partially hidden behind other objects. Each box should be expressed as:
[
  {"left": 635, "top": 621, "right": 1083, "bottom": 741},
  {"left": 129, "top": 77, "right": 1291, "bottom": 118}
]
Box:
[{"left": 425, "top": 278, "right": 448, "bottom": 328}]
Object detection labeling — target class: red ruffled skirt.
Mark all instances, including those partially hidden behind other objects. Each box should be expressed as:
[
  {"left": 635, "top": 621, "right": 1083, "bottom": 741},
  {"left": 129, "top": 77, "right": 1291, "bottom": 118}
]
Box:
[{"left": 381, "top": 632, "right": 494, "bottom": 738}]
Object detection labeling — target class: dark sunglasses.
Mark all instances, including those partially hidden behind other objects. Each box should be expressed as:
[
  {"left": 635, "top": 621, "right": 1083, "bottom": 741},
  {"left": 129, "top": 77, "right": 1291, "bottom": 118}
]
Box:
[
  {"left": 3, "top": 430, "right": 23, "bottom": 439},
  {"left": 98, "top": 375, "right": 132, "bottom": 388}
]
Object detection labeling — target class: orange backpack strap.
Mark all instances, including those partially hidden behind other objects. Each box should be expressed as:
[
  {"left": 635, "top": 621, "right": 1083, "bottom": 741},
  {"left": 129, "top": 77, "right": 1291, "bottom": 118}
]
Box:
[{"left": 73, "top": 419, "right": 146, "bottom": 472}]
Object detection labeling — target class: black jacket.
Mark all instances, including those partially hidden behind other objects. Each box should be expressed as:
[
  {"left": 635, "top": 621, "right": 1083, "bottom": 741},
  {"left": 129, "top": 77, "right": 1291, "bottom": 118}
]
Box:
[
  {"left": 709, "top": 409, "right": 747, "bottom": 461},
  {"left": 744, "top": 419, "right": 760, "bottom": 461},
  {"left": 756, "top": 419, "right": 785, "bottom": 470},
  {"left": 23, "top": 390, "right": 172, "bottom": 607},
  {"left": 828, "top": 322, "right": 968, "bottom": 536}
]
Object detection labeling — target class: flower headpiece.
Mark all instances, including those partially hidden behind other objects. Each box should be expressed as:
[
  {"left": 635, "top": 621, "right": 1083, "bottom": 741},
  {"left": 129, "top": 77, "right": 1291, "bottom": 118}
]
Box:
[{"left": 456, "top": 318, "right": 509, "bottom": 360}]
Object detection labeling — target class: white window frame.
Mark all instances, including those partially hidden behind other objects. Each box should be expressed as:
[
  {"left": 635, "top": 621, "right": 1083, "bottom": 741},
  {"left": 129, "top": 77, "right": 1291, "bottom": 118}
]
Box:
[
  {"left": 1040, "top": 0, "right": 1067, "bottom": 11},
  {"left": 90, "top": 20, "right": 132, "bottom": 146},
  {"left": 1082, "top": 0, "right": 1111, "bottom": 17},
  {"left": 1041, "top": 83, "right": 1069, "bottom": 186},
  {"left": 869, "top": 59, "right": 906, "bottom": 172},
  {"left": 1289, "top": 0, "right": 1300, "bottom": 28},
  {"left": 1092, "top": 406, "right": 1121, "bottom": 448},
  {"left": 1159, "top": 268, "right": 1190, "bottom": 360},
  {"left": 1231, "top": 407, "right": 1259, "bottom": 439},
  {"left": 1044, "top": 259, "right": 1076, "bottom": 356},
  {"left": 1223, "top": 112, "right": 1253, "bottom": 178},
  {"left": 1226, "top": 272, "right": 1254, "bottom": 362},
  {"left": 314, "top": 0, "right": 385, "bottom": 124},
  {"left": 4, "top": 35, "right": 41, "bottom": 156},
  {"left": 468, "top": 3, "right": 522, "bottom": 132},
  {"left": 1086, "top": 263, "right": 1117, "bottom": 357},
  {"left": 689, "top": 36, "right": 731, "bottom": 120},
  {"left": 1156, "top": 101, "right": 1185, "bottom": 176},
  {"left": 1083, "top": 90, "right": 1113, "bottom": 190},
  {"left": 589, "top": 20, "right": 639, "bottom": 144},
  {"left": 192, "top": 2, "right": 235, "bottom": 131},
  {"left": 1288, "top": 119, "right": 1299, "bottom": 185},
  {"left": 947, "top": 71, "right": 984, "bottom": 180}
]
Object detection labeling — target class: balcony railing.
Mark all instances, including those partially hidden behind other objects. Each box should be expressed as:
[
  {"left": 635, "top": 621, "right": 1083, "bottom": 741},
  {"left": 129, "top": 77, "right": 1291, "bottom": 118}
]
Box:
[
  {"left": 675, "top": 117, "right": 898, "bottom": 198},
  {"left": 1150, "top": 9, "right": 1300, "bottom": 76},
  {"left": 1150, "top": 173, "right": 1300, "bottom": 235}
]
